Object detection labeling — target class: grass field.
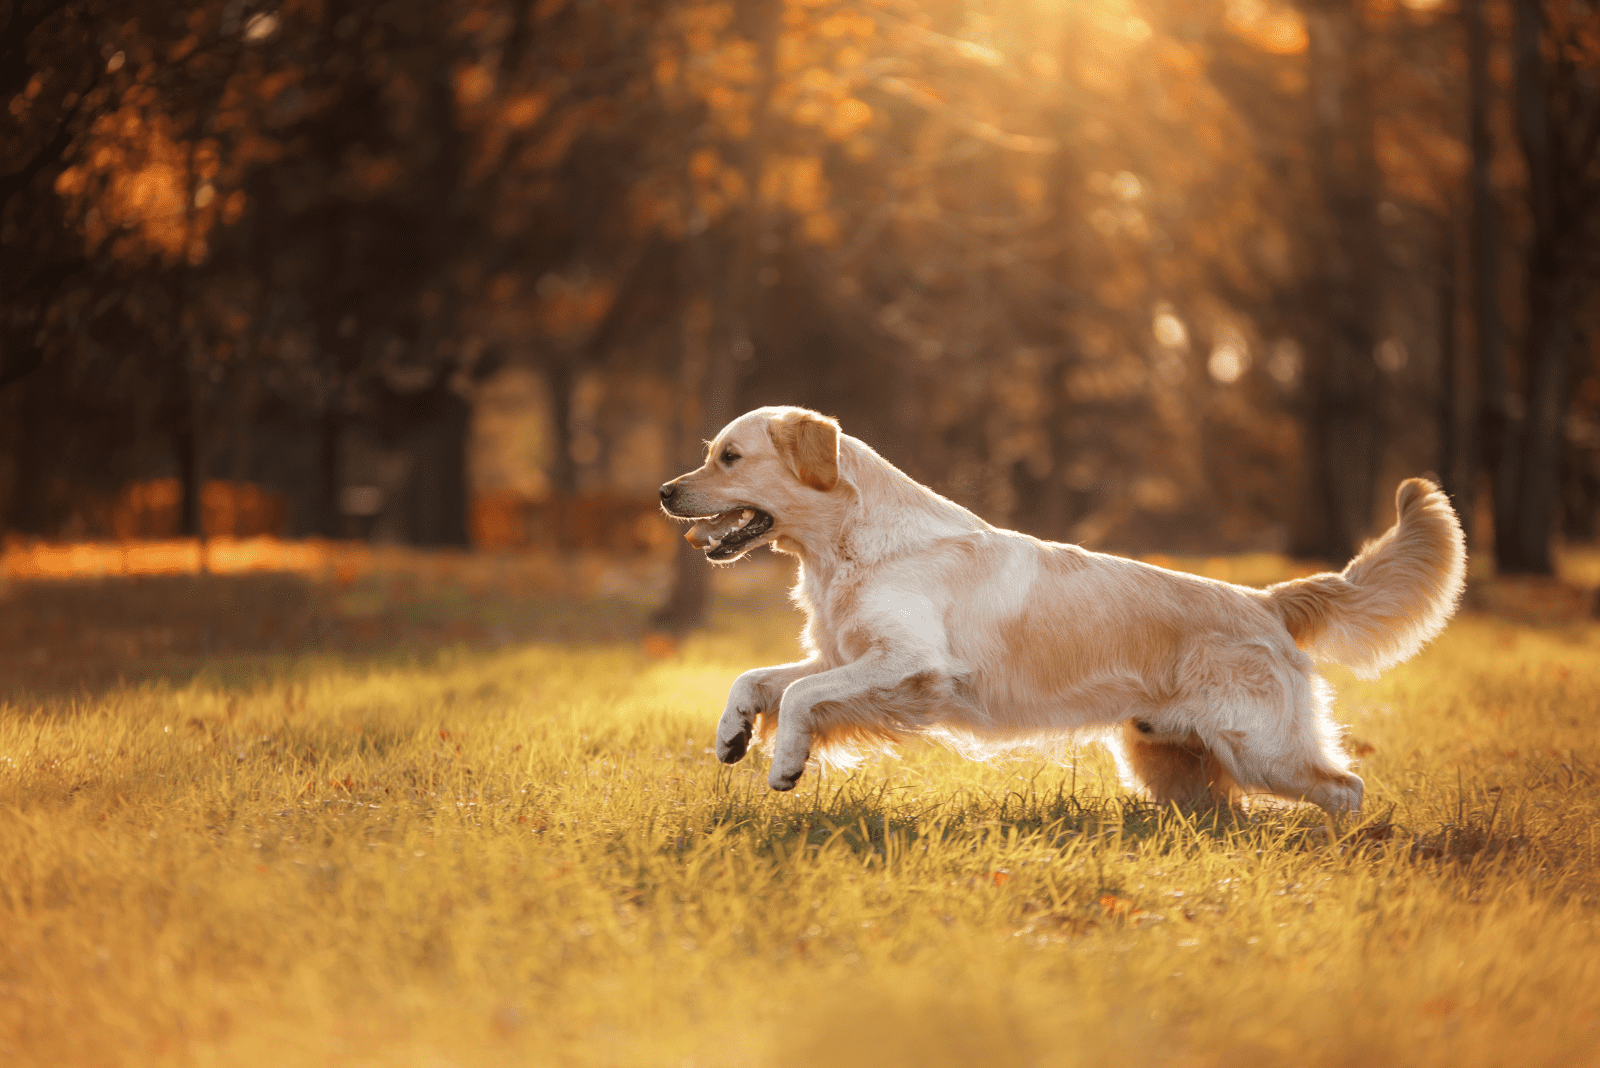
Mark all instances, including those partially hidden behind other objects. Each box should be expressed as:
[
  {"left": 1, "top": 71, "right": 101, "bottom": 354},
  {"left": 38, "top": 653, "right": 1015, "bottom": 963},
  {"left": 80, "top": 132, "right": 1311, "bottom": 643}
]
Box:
[{"left": 2, "top": 549, "right": 1599, "bottom": 1067}]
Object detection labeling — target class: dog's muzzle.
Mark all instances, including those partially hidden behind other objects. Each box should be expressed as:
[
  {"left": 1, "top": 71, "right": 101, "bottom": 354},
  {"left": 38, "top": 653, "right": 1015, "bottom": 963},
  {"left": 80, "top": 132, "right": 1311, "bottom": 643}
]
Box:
[{"left": 682, "top": 508, "right": 775, "bottom": 560}]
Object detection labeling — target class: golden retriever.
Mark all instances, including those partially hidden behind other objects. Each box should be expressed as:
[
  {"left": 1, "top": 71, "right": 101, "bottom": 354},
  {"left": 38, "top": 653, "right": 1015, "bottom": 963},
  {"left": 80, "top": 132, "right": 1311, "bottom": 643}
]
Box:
[{"left": 660, "top": 406, "right": 1466, "bottom": 814}]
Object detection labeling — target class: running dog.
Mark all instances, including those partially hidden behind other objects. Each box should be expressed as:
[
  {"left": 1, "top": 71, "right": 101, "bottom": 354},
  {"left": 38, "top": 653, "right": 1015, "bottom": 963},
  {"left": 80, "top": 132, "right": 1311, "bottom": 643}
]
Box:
[{"left": 659, "top": 406, "right": 1465, "bottom": 813}]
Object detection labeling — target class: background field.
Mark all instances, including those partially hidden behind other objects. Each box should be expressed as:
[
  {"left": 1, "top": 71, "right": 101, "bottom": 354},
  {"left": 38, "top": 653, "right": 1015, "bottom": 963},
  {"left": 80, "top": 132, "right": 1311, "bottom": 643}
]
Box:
[{"left": 3, "top": 551, "right": 1599, "bottom": 1068}]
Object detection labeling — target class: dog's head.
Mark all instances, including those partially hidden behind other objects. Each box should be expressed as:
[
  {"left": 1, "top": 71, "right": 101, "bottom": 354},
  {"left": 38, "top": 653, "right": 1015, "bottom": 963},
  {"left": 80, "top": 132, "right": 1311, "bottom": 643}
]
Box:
[{"left": 659, "top": 406, "right": 841, "bottom": 561}]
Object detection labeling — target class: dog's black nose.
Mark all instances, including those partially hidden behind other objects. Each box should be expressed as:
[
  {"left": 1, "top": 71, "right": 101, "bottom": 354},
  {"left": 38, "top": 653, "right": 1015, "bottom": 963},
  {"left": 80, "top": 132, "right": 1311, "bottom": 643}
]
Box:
[{"left": 659, "top": 483, "right": 677, "bottom": 503}]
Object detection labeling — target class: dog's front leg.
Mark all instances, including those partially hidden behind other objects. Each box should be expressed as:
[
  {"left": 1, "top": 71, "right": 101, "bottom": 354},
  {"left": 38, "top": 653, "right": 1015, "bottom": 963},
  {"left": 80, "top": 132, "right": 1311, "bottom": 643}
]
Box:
[
  {"left": 717, "top": 659, "right": 824, "bottom": 764},
  {"left": 768, "top": 653, "right": 918, "bottom": 790}
]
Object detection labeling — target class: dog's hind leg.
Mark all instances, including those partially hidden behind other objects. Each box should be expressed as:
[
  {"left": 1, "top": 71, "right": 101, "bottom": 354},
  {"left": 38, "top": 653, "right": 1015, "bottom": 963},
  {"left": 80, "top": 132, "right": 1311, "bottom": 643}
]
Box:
[
  {"left": 1265, "top": 762, "right": 1364, "bottom": 814},
  {"left": 1211, "top": 734, "right": 1364, "bottom": 814},
  {"left": 1118, "top": 723, "right": 1240, "bottom": 808},
  {"left": 1199, "top": 671, "right": 1364, "bottom": 815}
]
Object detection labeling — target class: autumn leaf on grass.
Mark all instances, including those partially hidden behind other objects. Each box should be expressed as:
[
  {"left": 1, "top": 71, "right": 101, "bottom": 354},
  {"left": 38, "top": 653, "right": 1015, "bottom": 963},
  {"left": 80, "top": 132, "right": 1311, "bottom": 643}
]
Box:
[
  {"left": 965, "top": 870, "right": 1011, "bottom": 888},
  {"left": 1099, "top": 894, "right": 1146, "bottom": 921}
]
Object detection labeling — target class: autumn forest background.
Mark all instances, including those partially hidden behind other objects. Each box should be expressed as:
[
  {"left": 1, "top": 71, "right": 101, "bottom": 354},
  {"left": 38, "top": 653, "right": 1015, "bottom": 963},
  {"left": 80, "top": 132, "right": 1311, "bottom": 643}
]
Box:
[{"left": 3, "top": 0, "right": 1600, "bottom": 625}]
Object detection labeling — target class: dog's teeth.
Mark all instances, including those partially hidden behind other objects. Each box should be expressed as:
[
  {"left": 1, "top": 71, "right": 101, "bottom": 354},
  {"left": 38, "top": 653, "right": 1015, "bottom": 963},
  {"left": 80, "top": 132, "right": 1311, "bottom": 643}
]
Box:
[
  {"left": 741, "top": 510, "right": 753, "bottom": 521},
  {"left": 707, "top": 537, "right": 722, "bottom": 549}
]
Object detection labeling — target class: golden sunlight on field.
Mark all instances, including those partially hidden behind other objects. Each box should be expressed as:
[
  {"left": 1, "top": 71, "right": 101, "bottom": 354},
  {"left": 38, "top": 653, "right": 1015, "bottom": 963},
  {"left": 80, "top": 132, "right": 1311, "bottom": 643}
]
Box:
[
  {"left": 2, "top": 552, "right": 1599, "bottom": 1067},
  {"left": 3, "top": 536, "right": 331, "bottom": 580}
]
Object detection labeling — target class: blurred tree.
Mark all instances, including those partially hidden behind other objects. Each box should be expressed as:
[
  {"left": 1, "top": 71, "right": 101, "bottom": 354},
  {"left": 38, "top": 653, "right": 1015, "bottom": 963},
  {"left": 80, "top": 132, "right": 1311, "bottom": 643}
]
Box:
[
  {"left": 1, "top": 0, "right": 201, "bottom": 534},
  {"left": 0, "top": 0, "right": 96, "bottom": 391},
  {"left": 1497, "top": 0, "right": 1600, "bottom": 573},
  {"left": 650, "top": 0, "right": 781, "bottom": 631},
  {"left": 1285, "top": 0, "right": 1384, "bottom": 560},
  {"left": 1463, "top": 0, "right": 1506, "bottom": 548}
]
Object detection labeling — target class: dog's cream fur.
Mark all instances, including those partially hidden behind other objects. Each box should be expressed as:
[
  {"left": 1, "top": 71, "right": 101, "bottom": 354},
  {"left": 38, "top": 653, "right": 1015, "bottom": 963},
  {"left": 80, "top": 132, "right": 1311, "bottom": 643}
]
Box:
[{"left": 661, "top": 406, "right": 1466, "bottom": 813}]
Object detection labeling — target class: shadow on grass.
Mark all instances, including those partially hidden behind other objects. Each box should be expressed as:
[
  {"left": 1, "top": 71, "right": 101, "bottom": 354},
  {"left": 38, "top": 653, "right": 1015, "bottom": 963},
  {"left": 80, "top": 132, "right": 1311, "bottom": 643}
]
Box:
[
  {"left": 698, "top": 771, "right": 1281, "bottom": 855},
  {"left": 0, "top": 571, "right": 663, "bottom": 708},
  {"left": 687, "top": 770, "right": 1548, "bottom": 877}
]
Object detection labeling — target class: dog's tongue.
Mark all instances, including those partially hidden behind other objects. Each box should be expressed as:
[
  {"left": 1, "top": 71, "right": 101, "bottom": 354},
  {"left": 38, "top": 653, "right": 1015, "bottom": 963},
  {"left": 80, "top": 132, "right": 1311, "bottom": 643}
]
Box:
[{"left": 685, "top": 509, "right": 754, "bottom": 550}]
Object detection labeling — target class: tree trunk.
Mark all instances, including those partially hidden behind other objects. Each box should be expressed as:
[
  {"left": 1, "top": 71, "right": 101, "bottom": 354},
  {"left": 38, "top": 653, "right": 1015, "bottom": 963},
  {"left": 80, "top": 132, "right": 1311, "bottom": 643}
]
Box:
[
  {"left": 0, "top": 384, "right": 14, "bottom": 535},
  {"left": 1435, "top": 220, "right": 1476, "bottom": 543},
  {"left": 401, "top": 389, "right": 471, "bottom": 547},
  {"left": 227, "top": 363, "right": 260, "bottom": 487},
  {"left": 1294, "top": 0, "right": 1384, "bottom": 562},
  {"left": 173, "top": 379, "right": 203, "bottom": 540},
  {"left": 546, "top": 354, "right": 578, "bottom": 498},
  {"left": 191, "top": 359, "right": 211, "bottom": 571},
  {"left": 316, "top": 410, "right": 343, "bottom": 538},
  {"left": 652, "top": 0, "right": 780, "bottom": 632},
  {"left": 1010, "top": 357, "right": 1075, "bottom": 541},
  {"left": 651, "top": 292, "right": 727, "bottom": 633},
  {"left": 1499, "top": 0, "right": 1567, "bottom": 574},
  {"left": 9, "top": 373, "right": 48, "bottom": 534},
  {"left": 1501, "top": 273, "right": 1571, "bottom": 572},
  {"left": 1464, "top": 0, "right": 1513, "bottom": 563}
]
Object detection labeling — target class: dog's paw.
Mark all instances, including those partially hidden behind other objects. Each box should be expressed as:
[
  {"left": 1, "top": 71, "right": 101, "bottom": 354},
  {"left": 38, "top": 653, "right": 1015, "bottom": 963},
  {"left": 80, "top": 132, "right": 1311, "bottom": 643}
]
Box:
[
  {"left": 715, "top": 702, "right": 757, "bottom": 764},
  {"left": 716, "top": 722, "right": 752, "bottom": 764},
  {"left": 768, "top": 764, "right": 805, "bottom": 791},
  {"left": 768, "top": 745, "right": 808, "bottom": 790}
]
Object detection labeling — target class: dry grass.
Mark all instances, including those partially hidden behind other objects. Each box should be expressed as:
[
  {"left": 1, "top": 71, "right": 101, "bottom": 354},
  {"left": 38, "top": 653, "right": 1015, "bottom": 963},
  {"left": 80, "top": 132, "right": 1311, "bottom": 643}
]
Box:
[{"left": 2, "top": 550, "right": 1598, "bottom": 1067}]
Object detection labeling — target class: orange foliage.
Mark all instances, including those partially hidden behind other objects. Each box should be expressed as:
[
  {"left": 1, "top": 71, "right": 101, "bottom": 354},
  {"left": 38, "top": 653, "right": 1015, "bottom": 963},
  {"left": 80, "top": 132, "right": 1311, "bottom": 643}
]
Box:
[
  {"left": 110, "top": 480, "right": 288, "bottom": 539},
  {"left": 1225, "top": 0, "right": 1309, "bottom": 55}
]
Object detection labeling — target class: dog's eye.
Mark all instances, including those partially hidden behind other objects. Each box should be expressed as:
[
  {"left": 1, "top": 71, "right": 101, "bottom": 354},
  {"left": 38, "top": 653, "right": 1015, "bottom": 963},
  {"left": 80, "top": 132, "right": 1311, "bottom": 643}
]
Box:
[{"left": 721, "top": 449, "right": 740, "bottom": 465}]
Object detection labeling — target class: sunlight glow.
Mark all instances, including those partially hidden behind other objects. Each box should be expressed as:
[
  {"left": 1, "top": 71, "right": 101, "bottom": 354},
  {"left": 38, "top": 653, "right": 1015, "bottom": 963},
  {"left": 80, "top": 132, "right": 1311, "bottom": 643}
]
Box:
[
  {"left": 1267, "top": 339, "right": 1302, "bottom": 385},
  {"left": 1208, "top": 342, "right": 1247, "bottom": 384},
  {"left": 1375, "top": 338, "right": 1409, "bottom": 373},
  {"left": 1111, "top": 170, "right": 1143, "bottom": 201},
  {"left": 1223, "top": 0, "right": 1308, "bottom": 55},
  {"left": 243, "top": 12, "right": 279, "bottom": 42},
  {"left": 1153, "top": 311, "right": 1188, "bottom": 349}
]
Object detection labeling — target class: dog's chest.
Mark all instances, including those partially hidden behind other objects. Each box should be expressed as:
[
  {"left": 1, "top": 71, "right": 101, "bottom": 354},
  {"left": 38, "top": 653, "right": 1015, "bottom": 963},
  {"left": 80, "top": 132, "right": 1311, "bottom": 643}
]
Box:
[{"left": 798, "top": 562, "right": 875, "bottom": 666}]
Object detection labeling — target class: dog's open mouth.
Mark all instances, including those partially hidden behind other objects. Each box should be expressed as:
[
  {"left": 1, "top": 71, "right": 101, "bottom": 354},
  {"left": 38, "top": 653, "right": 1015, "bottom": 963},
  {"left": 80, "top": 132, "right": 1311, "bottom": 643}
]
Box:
[{"left": 683, "top": 508, "right": 774, "bottom": 560}]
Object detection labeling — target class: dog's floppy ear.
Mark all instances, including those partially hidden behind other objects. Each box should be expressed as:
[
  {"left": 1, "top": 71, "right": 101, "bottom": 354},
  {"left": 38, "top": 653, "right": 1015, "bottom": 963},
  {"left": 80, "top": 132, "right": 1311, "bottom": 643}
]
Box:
[{"left": 769, "top": 409, "right": 840, "bottom": 491}]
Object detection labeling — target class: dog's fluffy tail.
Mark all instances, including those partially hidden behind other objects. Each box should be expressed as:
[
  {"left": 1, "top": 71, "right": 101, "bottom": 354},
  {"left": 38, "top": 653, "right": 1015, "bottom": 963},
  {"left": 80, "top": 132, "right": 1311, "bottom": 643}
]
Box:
[{"left": 1266, "top": 479, "right": 1466, "bottom": 679}]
